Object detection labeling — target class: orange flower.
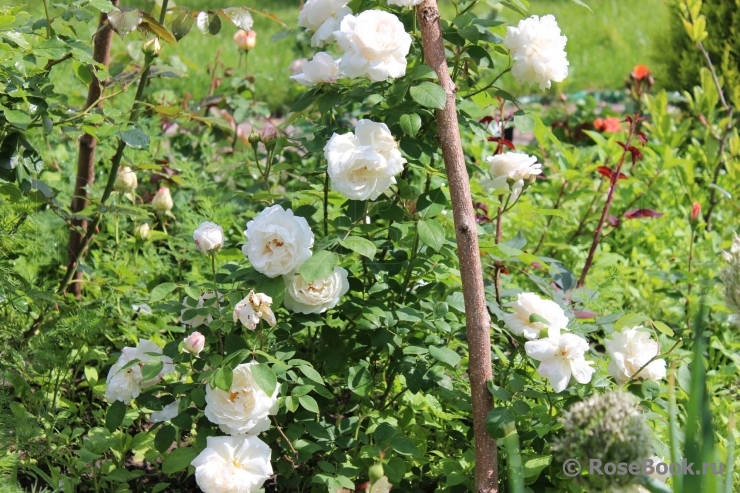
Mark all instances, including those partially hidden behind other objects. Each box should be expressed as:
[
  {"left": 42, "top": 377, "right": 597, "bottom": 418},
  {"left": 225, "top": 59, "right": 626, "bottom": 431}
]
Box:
[
  {"left": 593, "top": 117, "right": 622, "bottom": 133},
  {"left": 632, "top": 65, "right": 650, "bottom": 80}
]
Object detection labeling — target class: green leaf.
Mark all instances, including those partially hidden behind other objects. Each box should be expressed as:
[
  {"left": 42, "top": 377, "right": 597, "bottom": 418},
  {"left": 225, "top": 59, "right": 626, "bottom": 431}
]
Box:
[
  {"left": 407, "top": 64, "right": 438, "bottom": 80},
  {"left": 347, "top": 365, "right": 372, "bottom": 396},
  {"left": 614, "top": 313, "right": 650, "bottom": 331},
  {"left": 399, "top": 113, "right": 422, "bottom": 137},
  {"left": 485, "top": 408, "right": 515, "bottom": 439},
  {"left": 141, "top": 361, "right": 163, "bottom": 381},
  {"left": 88, "top": 0, "right": 118, "bottom": 13},
  {"left": 171, "top": 13, "right": 194, "bottom": 41},
  {"left": 154, "top": 425, "right": 176, "bottom": 454},
  {"left": 528, "top": 313, "right": 549, "bottom": 325},
  {"left": 340, "top": 236, "right": 376, "bottom": 259},
  {"left": 84, "top": 366, "right": 98, "bottom": 384},
  {"left": 416, "top": 188, "right": 447, "bottom": 218},
  {"left": 298, "top": 365, "right": 324, "bottom": 384},
  {"left": 218, "top": 7, "right": 254, "bottom": 30},
  {"left": 107, "top": 8, "right": 144, "bottom": 38},
  {"left": 299, "top": 395, "right": 319, "bottom": 413},
  {"left": 417, "top": 219, "right": 445, "bottom": 251},
  {"left": 429, "top": 346, "right": 461, "bottom": 367},
  {"left": 390, "top": 437, "right": 419, "bottom": 456},
  {"left": 120, "top": 128, "right": 150, "bottom": 149},
  {"left": 487, "top": 381, "right": 512, "bottom": 401},
  {"left": 409, "top": 82, "right": 446, "bottom": 109},
  {"left": 161, "top": 447, "right": 197, "bottom": 474},
  {"left": 211, "top": 367, "right": 233, "bottom": 392},
  {"left": 250, "top": 363, "right": 277, "bottom": 396},
  {"left": 141, "top": 13, "right": 177, "bottom": 44},
  {"left": 652, "top": 320, "right": 674, "bottom": 337},
  {"left": 105, "top": 401, "right": 127, "bottom": 433},
  {"left": 149, "top": 282, "right": 177, "bottom": 303},
  {"left": 4, "top": 110, "right": 32, "bottom": 130},
  {"left": 195, "top": 11, "right": 222, "bottom": 36},
  {"left": 299, "top": 251, "right": 338, "bottom": 283},
  {"left": 513, "top": 110, "right": 536, "bottom": 133}
]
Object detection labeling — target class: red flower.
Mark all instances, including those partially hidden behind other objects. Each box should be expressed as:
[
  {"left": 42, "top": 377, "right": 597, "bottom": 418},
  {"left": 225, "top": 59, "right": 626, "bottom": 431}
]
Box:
[
  {"left": 593, "top": 117, "right": 622, "bottom": 133},
  {"left": 596, "top": 166, "right": 628, "bottom": 181},
  {"left": 691, "top": 202, "right": 701, "bottom": 221},
  {"left": 632, "top": 65, "right": 651, "bottom": 80}
]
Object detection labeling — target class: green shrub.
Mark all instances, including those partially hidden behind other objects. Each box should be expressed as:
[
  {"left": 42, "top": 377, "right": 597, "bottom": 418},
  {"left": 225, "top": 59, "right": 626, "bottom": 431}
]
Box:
[{"left": 656, "top": 0, "right": 740, "bottom": 106}]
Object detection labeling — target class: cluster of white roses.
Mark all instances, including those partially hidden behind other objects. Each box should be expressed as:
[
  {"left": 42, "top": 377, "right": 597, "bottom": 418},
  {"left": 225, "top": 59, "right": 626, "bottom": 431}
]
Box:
[
  {"left": 292, "top": 0, "right": 413, "bottom": 85},
  {"left": 503, "top": 292, "right": 666, "bottom": 393},
  {"left": 325, "top": 120, "right": 407, "bottom": 201}
]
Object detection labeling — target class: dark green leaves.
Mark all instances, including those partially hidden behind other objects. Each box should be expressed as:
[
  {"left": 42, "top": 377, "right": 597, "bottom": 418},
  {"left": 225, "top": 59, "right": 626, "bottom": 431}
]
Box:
[
  {"left": 161, "top": 447, "right": 197, "bottom": 473},
  {"left": 299, "top": 250, "right": 338, "bottom": 283},
  {"left": 196, "top": 11, "right": 221, "bottom": 36},
  {"left": 410, "top": 82, "right": 446, "bottom": 110},
  {"left": 120, "top": 128, "right": 150, "bottom": 149},
  {"left": 105, "top": 400, "right": 126, "bottom": 432},
  {"left": 211, "top": 367, "right": 233, "bottom": 392},
  {"left": 172, "top": 13, "right": 194, "bottom": 41},
  {"left": 429, "top": 346, "right": 461, "bottom": 367},
  {"left": 485, "top": 408, "right": 515, "bottom": 439}
]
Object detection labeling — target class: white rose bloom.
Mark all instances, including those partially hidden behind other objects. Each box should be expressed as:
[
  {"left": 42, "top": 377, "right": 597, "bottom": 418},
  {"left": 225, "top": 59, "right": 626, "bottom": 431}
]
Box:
[
  {"left": 150, "top": 399, "right": 180, "bottom": 423},
  {"left": 387, "top": 0, "right": 423, "bottom": 6},
  {"left": 325, "top": 120, "right": 406, "bottom": 201},
  {"left": 242, "top": 205, "right": 315, "bottom": 278},
  {"left": 204, "top": 361, "right": 279, "bottom": 435},
  {"left": 181, "top": 291, "right": 224, "bottom": 328},
  {"left": 284, "top": 267, "right": 349, "bottom": 314},
  {"left": 152, "top": 187, "right": 173, "bottom": 211},
  {"left": 524, "top": 328, "right": 595, "bottom": 393},
  {"left": 105, "top": 339, "right": 175, "bottom": 404},
  {"left": 193, "top": 221, "right": 225, "bottom": 254},
  {"left": 114, "top": 166, "right": 138, "bottom": 192},
  {"left": 233, "top": 291, "right": 277, "bottom": 330},
  {"left": 481, "top": 152, "right": 541, "bottom": 201},
  {"left": 502, "top": 292, "right": 569, "bottom": 340},
  {"left": 605, "top": 326, "right": 666, "bottom": 384},
  {"left": 503, "top": 14, "right": 569, "bottom": 91},
  {"left": 334, "top": 10, "right": 412, "bottom": 82},
  {"left": 191, "top": 435, "right": 273, "bottom": 493},
  {"left": 721, "top": 233, "right": 740, "bottom": 324},
  {"left": 298, "top": 0, "right": 352, "bottom": 47},
  {"left": 290, "top": 52, "right": 341, "bottom": 86}
]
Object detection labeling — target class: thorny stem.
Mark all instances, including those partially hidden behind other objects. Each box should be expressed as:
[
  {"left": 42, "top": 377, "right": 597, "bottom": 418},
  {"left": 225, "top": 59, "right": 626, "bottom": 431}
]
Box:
[
  {"left": 59, "top": 0, "right": 170, "bottom": 295},
  {"left": 323, "top": 171, "right": 329, "bottom": 237},
  {"left": 211, "top": 254, "right": 224, "bottom": 355},
  {"left": 577, "top": 116, "right": 639, "bottom": 288}
]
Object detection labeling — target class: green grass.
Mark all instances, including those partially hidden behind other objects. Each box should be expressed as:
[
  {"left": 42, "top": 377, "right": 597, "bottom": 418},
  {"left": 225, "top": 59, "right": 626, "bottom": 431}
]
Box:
[{"left": 525, "top": 0, "right": 669, "bottom": 93}]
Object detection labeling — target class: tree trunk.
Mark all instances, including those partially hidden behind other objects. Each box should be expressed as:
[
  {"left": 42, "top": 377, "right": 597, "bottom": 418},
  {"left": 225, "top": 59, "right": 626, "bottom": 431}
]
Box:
[
  {"left": 66, "top": 0, "right": 119, "bottom": 298},
  {"left": 416, "top": 2, "right": 498, "bottom": 491}
]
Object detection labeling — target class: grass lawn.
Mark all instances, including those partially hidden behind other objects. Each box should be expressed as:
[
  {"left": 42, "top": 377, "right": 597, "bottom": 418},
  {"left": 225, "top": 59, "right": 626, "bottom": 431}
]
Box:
[{"left": 28, "top": 0, "right": 669, "bottom": 112}]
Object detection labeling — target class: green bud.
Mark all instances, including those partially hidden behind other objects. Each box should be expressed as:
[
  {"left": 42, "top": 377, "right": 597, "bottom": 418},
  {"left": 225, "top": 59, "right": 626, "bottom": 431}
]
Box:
[{"left": 368, "top": 463, "right": 384, "bottom": 483}]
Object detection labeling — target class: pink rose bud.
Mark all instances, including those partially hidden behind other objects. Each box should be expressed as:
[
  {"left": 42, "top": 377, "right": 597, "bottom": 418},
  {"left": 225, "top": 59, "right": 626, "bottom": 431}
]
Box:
[
  {"left": 234, "top": 29, "right": 257, "bottom": 51},
  {"left": 183, "top": 332, "right": 205, "bottom": 355},
  {"left": 152, "top": 187, "right": 173, "bottom": 211},
  {"left": 691, "top": 202, "right": 701, "bottom": 222},
  {"left": 260, "top": 125, "right": 277, "bottom": 144}
]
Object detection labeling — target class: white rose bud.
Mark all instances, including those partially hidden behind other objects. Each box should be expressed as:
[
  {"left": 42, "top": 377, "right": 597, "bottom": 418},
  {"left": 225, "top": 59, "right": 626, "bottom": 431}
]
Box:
[
  {"left": 233, "top": 291, "right": 277, "bottom": 330},
  {"left": 152, "top": 187, "right": 173, "bottom": 211},
  {"left": 142, "top": 37, "right": 162, "bottom": 58},
  {"left": 290, "top": 52, "right": 341, "bottom": 86},
  {"left": 183, "top": 332, "right": 206, "bottom": 355},
  {"left": 193, "top": 221, "right": 225, "bottom": 255},
  {"left": 283, "top": 267, "right": 349, "bottom": 314},
  {"left": 503, "top": 14, "right": 569, "bottom": 91},
  {"left": 242, "top": 205, "right": 314, "bottom": 278},
  {"left": 605, "top": 326, "right": 666, "bottom": 384},
  {"left": 325, "top": 119, "right": 406, "bottom": 201},
  {"left": 502, "top": 292, "right": 569, "bottom": 340},
  {"left": 334, "top": 10, "right": 412, "bottom": 81},
  {"left": 114, "top": 166, "right": 138, "bottom": 192},
  {"left": 134, "top": 223, "right": 151, "bottom": 241},
  {"left": 298, "top": 0, "right": 352, "bottom": 47}
]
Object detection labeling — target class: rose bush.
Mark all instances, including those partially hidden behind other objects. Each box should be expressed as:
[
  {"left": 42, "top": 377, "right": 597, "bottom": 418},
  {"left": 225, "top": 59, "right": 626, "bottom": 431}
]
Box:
[{"left": 0, "top": 0, "right": 738, "bottom": 492}]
